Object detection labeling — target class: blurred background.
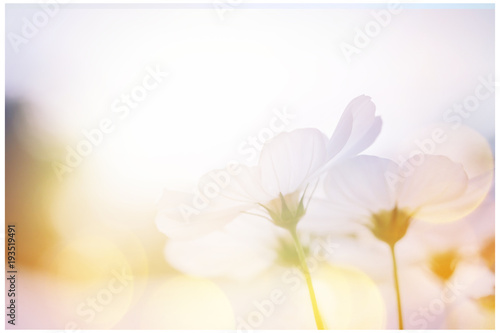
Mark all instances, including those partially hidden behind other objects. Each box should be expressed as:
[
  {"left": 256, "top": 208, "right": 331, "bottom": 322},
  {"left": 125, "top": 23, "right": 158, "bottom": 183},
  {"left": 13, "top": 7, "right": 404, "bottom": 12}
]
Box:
[{"left": 5, "top": 4, "right": 494, "bottom": 329}]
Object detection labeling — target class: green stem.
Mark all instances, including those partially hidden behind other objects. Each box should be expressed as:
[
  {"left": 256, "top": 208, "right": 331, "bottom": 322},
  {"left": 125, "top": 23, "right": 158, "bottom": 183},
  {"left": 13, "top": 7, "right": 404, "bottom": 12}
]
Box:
[
  {"left": 390, "top": 244, "right": 404, "bottom": 330},
  {"left": 290, "top": 228, "right": 326, "bottom": 330}
]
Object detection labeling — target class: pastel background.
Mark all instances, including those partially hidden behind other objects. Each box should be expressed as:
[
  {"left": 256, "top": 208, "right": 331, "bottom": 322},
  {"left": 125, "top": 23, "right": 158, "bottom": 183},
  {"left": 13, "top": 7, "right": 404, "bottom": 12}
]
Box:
[{"left": 5, "top": 4, "right": 494, "bottom": 330}]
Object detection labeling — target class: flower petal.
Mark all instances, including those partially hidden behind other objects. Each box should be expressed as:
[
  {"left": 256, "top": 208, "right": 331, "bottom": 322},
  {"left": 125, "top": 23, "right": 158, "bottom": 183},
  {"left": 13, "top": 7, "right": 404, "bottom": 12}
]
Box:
[
  {"left": 258, "top": 128, "right": 329, "bottom": 196},
  {"left": 324, "top": 155, "right": 399, "bottom": 215},
  {"left": 327, "top": 107, "right": 354, "bottom": 158},
  {"left": 414, "top": 171, "right": 493, "bottom": 223},
  {"left": 327, "top": 95, "right": 381, "bottom": 164},
  {"left": 397, "top": 155, "right": 468, "bottom": 214},
  {"left": 339, "top": 116, "right": 382, "bottom": 159},
  {"left": 164, "top": 217, "right": 278, "bottom": 279},
  {"left": 155, "top": 189, "right": 255, "bottom": 240}
]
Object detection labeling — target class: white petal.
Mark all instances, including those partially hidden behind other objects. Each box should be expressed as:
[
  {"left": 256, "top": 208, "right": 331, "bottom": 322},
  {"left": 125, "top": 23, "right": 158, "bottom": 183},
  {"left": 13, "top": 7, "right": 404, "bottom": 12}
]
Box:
[
  {"left": 328, "top": 95, "right": 380, "bottom": 162},
  {"left": 327, "top": 107, "right": 353, "bottom": 158},
  {"left": 414, "top": 171, "right": 493, "bottom": 223},
  {"left": 259, "top": 128, "right": 329, "bottom": 196},
  {"left": 395, "top": 124, "right": 494, "bottom": 179},
  {"left": 298, "top": 197, "right": 371, "bottom": 234},
  {"left": 324, "top": 155, "right": 398, "bottom": 215},
  {"left": 155, "top": 189, "right": 255, "bottom": 240},
  {"left": 164, "top": 217, "right": 278, "bottom": 279},
  {"left": 397, "top": 155, "right": 468, "bottom": 213},
  {"left": 338, "top": 116, "right": 382, "bottom": 159}
]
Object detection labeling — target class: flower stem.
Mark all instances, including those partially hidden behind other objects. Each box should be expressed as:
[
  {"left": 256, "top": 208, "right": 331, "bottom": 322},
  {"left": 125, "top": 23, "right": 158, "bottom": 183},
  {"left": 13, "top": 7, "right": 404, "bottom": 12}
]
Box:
[
  {"left": 290, "top": 228, "right": 326, "bottom": 330},
  {"left": 390, "top": 244, "right": 404, "bottom": 330}
]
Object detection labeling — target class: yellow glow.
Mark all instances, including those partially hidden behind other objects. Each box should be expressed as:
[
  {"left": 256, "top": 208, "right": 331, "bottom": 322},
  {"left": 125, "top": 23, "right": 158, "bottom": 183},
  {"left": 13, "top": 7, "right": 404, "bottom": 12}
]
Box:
[
  {"left": 140, "top": 275, "right": 235, "bottom": 329},
  {"left": 40, "top": 236, "right": 136, "bottom": 329},
  {"left": 313, "top": 264, "right": 386, "bottom": 329},
  {"left": 46, "top": 236, "right": 131, "bottom": 283}
]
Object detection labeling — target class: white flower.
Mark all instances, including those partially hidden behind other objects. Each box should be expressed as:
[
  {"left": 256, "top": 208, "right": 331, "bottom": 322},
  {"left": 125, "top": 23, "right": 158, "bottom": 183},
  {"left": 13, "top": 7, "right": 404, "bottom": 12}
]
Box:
[
  {"left": 156, "top": 95, "right": 381, "bottom": 239},
  {"left": 323, "top": 153, "right": 492, "bottom": 330},
  {"left": 323, "top": 154, "right": 493, "bottom": 245}
]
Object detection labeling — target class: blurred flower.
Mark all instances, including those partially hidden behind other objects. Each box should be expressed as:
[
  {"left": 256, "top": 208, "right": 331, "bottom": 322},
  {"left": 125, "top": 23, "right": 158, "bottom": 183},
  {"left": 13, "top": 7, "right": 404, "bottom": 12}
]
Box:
[
  {"left": 164, "top": 215, "right": 339, "bottom": 280},
  {"left": 428, "top": 249, "right": 460, "bottom": 282},
  {"left": 476, "top": 294, "right": 495, "bottom": 312},
  {"left": 406, "top": 197, "right": 495, "bottom": 329},
  {"left": 447, "top": 293, "right": 495, "bottom": 329},
  {"left": 480, "top": 237, "right": 494, "bottom": 273},
  {"left": 164, "top": 226, "right": 386, "bottom": 329},
  {"left": 163, "top": 213, "right": 340, "bottom": 330}
]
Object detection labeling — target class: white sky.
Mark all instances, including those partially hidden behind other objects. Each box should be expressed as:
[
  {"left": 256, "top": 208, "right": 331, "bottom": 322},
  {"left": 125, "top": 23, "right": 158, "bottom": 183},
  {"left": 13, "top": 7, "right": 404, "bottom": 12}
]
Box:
[{"left": 5, "top": 4, "right": 495, "bottom": 187}]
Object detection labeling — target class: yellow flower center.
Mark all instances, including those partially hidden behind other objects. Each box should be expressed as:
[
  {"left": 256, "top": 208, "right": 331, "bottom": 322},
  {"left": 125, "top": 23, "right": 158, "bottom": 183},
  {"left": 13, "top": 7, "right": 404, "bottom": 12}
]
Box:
[
  {"left": 429, "top": 249, "right": 460, "bottom": 281},
  {"left": 480, "top": 237, "right": 495, "bottom": 273},
  {"left": 477, "top": 294, "right": 495, "bottom": 312},
  {"left": 369, "top": 206, "right": 413, "bottom": 246}
]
